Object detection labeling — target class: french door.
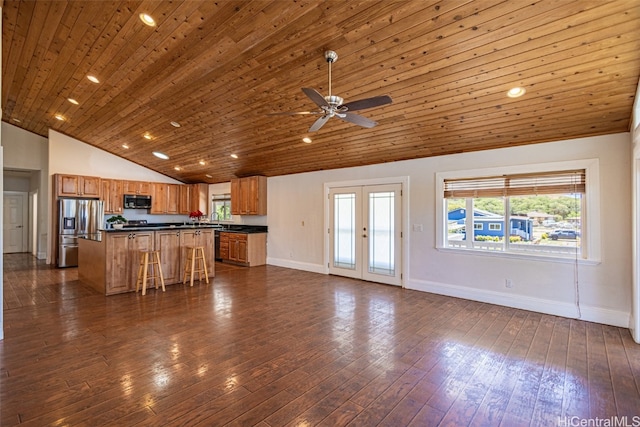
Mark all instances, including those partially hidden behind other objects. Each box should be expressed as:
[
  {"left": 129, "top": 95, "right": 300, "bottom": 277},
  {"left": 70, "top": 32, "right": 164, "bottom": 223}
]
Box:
[{"left": 329, "top": 184, "right": 402, "bottom": 286}]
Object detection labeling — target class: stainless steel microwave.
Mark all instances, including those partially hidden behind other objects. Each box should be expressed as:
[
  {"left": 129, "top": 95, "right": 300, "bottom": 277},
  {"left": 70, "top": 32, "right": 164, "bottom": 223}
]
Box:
[{"left": 124, "top": 194, "right": 152, "bottom": 209}]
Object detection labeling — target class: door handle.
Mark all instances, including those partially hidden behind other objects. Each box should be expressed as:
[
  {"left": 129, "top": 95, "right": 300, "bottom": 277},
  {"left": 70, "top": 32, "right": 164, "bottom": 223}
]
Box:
[{"left": 363, "top": 234, "right": 368, "bottom": 238}]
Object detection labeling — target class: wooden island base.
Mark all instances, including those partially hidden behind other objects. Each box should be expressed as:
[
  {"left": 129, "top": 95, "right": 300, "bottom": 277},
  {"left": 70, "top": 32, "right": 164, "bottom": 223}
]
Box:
[{"left": 78, "top": 227, "right": 215, "bottom": 295}]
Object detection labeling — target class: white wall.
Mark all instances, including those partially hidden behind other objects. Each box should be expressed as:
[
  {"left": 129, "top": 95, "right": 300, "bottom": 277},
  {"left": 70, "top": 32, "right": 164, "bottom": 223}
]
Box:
[
  {"left": 2, "top": 122, "right": 49, "bottom": 259},
  {"left": 267, "top": 133, "right": 632, "bottom": 328}
]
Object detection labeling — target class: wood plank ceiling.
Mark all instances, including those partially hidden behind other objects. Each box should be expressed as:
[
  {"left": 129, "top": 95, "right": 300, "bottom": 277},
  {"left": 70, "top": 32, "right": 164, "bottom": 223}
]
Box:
[{"left": 3, "top": 0, "right": 639, "bottom": 184}]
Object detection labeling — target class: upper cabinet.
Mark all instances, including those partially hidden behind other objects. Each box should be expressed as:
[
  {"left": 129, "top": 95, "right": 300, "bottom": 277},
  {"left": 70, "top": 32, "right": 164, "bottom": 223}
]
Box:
[
  {"left": 230, "top": 176, "right": 267, "bottom": 215},
  {"left": 150, "top": 183, "right": 179, "bottom": 214},
  {"left": 56, "top": 174, "right": 101, "bottom": 198},
  {"left": 101, "top": 179, "right": 124, "bottom": 214},
  {"left": 123, "top": 180, "right": 151, "bottom": 196},
  {"left": 190, "top": 184, "right": 209, "bottom": 215}
]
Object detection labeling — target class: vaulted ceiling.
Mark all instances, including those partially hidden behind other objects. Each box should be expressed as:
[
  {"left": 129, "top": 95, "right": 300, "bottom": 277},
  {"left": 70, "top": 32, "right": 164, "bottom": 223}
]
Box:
[{"left": 3, "top": 0, "right": 639, "bottom": 184}]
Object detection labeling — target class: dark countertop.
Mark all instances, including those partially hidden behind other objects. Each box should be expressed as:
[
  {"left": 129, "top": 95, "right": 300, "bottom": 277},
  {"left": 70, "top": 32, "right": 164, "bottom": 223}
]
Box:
[{"left": 101, "top": 224, "right": 268, "bottom": 234}]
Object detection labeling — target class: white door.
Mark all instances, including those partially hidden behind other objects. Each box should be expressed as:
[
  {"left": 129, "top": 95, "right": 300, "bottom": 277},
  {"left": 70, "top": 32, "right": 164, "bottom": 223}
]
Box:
[
  {"left": 3, "top": 193, "right": 28, "bottom": 253},
  {"left": 329, "top": 184, "right": 402, "bottom": 286}
]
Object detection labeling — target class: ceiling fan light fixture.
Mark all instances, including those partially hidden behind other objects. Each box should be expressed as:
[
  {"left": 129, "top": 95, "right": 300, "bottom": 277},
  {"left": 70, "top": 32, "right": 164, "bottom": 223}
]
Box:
[
  {"left": 153, "top": 151, "right": 169, "bottom": 160},
  {"left": 507, "top": 87, "right": 526, "bottom": 98},
  {"left": 139, "top": 13, "right": 156, "bottom": 27}
]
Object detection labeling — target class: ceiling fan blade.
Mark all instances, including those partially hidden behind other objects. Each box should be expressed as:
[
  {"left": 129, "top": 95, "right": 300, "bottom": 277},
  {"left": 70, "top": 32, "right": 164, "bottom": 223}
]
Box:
[
  {"left": 302, "top": 87, "right": 329, "bottom": 107},
  {"left": 339, "top": 112, "right": 377, "bottom": 128},
  {"left": 268, "top": 111, "right": 321, "bottom": 116},
  {"left": 309, "top": 115, "right": 330, "bottom": 132},
  {"left": 341, "top": 95, "right": 392, "bottom": 111}
]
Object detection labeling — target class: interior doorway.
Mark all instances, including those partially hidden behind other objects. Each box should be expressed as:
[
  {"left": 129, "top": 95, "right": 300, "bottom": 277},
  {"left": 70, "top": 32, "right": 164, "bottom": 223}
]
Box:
[
  {"left": 3, "top": 192, "right": 29, "bottom": 253},
  {"left": 328, "top": 183, "right": 402, "bottom": 286}
]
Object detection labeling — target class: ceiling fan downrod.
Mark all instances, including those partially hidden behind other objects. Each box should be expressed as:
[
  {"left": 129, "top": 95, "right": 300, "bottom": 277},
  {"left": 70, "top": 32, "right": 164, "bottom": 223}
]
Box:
[{"left": 324, "top": 50, "right": 343, "bottom": 116}]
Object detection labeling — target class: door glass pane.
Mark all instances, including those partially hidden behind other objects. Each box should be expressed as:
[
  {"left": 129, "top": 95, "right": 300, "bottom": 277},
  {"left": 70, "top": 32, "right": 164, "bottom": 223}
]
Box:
[
  {"left": 334, "top": 193, "right": 356, "bottom": 269},
  {"left": 368, "top": 191, "right": 394, "bottom": 275}
]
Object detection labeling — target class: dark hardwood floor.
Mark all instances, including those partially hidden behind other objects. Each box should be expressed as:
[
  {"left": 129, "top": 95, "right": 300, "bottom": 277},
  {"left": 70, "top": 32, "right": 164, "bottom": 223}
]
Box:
[{"left": 1, "top": 253, "right": 639, "bottom": 426}]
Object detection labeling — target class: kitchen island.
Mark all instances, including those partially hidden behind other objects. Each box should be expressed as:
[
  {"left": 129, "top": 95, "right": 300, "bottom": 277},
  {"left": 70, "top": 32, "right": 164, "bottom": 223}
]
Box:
[{"left": 78, "top": 224, "right": 218, "bottom": 295}]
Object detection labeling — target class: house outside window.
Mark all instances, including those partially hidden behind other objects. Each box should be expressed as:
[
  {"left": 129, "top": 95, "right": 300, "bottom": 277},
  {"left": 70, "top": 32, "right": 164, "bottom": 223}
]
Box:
[
  {"left": 437, "top": 160, "right": 600, "bottom": 262},
  {"left": 211, "top": 194, "right": 231, "bottom": 221}
]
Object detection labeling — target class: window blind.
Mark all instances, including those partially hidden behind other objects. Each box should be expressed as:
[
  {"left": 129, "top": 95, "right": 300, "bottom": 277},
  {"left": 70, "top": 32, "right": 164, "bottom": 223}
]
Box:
[{"left": 443, "top": 169, "right": 585, "bottom": 198}]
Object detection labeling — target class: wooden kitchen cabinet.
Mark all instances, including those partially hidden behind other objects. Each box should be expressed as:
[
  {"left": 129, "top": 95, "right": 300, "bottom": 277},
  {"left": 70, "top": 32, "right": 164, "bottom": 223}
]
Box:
[
  {"left": 151, "top": 183, "right": 179, "bottom": 214},
  {"left": 178, "top": 184, "right": 209, "bottom": 215},
  {"left": 56, "top": 174, "right": 101, "bottom": 198},
  {"left": 155, "top": 230, "right": 182, "bottom": 284},
  {"left": 101, "top": 179, "right": 124, "bottom": 214},
  {"left": 230, "top": 176, "right": 266, "bottom": 215},
  {"left": 219, "top": 232, "right": 266, "bottom": 266},
  {"left": 105, "top": 231, "right": 154, "bottom": 294},
  {"left": 123, "top": 180, "right": 151, "bottom": 195},
  {"left": 180, "top": 228, "right": 215, "bottom": 277}
]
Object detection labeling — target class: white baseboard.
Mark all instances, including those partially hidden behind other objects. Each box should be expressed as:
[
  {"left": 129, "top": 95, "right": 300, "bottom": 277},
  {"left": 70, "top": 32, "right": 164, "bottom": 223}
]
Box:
[
  {"left": 266, "top": 257, "right": 326, "bottom": 274},
  {"left": 260, "top": 261, "right": 630, "bottom": 328},
  {"left": 406, "top": 278, "right": 630, "bottom": 328}
]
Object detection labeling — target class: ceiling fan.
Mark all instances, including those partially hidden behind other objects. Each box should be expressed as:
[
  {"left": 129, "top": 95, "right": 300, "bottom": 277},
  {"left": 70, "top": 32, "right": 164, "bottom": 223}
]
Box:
[{"left": 272, "top": 50, "right": 392, "bottom": 132}]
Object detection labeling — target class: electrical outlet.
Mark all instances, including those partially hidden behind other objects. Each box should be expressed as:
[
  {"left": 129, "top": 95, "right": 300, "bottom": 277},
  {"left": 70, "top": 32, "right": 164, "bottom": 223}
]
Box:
[{"left": 505, "top": 279, "right": 513, "bottom": 288}]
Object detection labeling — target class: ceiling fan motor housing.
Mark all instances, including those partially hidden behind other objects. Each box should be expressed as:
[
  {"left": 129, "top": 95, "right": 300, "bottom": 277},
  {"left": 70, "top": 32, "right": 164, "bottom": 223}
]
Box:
[{"left": 324, "top": 50, "right": 338, "bottom": 63}]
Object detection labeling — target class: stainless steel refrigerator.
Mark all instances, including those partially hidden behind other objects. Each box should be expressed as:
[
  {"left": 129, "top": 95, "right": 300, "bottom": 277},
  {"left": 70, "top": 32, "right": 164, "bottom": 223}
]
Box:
[{"left": 58, "top": 199, "right": 104, "bottom": 267}]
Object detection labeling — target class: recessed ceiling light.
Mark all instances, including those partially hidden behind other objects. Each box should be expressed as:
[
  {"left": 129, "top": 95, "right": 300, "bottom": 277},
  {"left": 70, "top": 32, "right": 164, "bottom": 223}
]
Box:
[
  {"left": 87, "top": 75, "right": 100, "bottom": 84},
  {"left": 122, "top": 143, "right": 129, "bottom": 149},
  {"left": 143, "top": 133, "right": 153, "bottom": 140},
  {"left": 139, "top": 13, "right": 156, "bottom": 27},
  {"left": 153, "top": 151, "right": 169, "bottom": 160},
  {"left": 174, "top": 166, "right": 181, "bottom": 171},
  {"left": 199, "top": 160, "right": 206, "bottom": 166},
  {"left": 67, "top": 98, "right": 79, "bottom": 105},
  {"left": 507, "top": 87, "right": 526, "bottom": 98},
  {"left": 12, "top": 118, "right": 21, "bottom": 123},
  {"left": 170, "top": 121, "right": 181, "bottom": 128},
  {"left": 302, "top": 137, "right": 312, "bottom": 143},
  {"left": 205, "top": 174, "right": 213, "bottom": 178},
  {"left": 230, "top": 154, "right": 238, "bottom": 159},
  {"left": 54, "top": 114, "right": 65, "bottom": 121}
]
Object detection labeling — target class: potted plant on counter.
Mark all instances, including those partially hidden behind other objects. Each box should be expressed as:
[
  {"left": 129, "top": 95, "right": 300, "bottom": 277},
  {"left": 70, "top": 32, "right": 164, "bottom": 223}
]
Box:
[{"left": 106, "top": 215, "right": 127, "bottom": 229}]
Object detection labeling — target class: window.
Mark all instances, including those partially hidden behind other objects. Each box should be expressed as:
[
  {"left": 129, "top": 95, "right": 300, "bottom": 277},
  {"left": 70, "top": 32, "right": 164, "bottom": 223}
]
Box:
[
  {"left": 438, "top": 163, "right": 600, "bottom": 262},
  {"left": 211, "top": 194, "right": 231, "bottom": 221}
]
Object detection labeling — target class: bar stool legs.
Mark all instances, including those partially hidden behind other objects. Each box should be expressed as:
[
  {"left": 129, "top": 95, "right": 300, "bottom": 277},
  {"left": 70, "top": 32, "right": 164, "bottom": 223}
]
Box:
[
  {"left": 136, "top": 250, "right": 166, "bottom": 295},
  {"left": 182, "top": 246, "right": 209, "bottom": 287}
]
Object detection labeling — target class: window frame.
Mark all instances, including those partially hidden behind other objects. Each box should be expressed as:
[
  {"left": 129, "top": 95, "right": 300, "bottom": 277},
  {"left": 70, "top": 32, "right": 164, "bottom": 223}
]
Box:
[
  {"left": 435, "top": 159, "right": 601, "bottom": 264},
  {"left": 211, "top": 193, "right": 232, "bottom": 222}
]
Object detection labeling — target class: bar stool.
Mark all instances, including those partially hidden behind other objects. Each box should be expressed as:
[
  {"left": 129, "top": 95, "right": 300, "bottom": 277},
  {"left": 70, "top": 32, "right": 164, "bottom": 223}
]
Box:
[
  {"left": 183, "top": 246, "right": 209, "bottom": 287},
  {"left": 136, "top": 250, "right": 166, "bottom": 295}
]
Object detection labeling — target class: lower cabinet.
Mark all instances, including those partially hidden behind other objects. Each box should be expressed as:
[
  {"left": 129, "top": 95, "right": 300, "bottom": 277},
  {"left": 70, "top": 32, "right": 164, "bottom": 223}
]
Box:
[
  {"left": 180, "top": 228, "right": 215, "bottom": 277},
  {"left": 155, "top": 230, "right": 182, "bottom": 284},
  {"left": 105, "top": 231, "right": 154, "bottom": 294},
  {"left": 219, "top": 232, "right": 266, "bottom": 266}
]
